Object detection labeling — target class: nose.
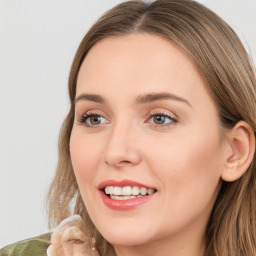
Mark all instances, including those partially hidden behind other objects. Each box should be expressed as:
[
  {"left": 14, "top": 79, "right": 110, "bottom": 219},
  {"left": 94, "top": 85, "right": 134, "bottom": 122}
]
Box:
[{"left": 103, "top": 122, "right": 141, "bottom": 169}]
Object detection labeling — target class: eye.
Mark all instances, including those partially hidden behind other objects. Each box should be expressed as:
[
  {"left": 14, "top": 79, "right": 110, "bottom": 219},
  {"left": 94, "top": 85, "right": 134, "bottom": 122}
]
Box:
[
  {"left": 149, "top": 113, "right": 177, "bottom": 126},
  {"left": 79, "top": 114, "right": 108, "bottom": 127}
]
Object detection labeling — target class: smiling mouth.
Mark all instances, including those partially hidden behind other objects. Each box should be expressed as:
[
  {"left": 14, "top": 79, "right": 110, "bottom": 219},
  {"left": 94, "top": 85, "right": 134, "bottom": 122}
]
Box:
[{"left": 103, "top": 186, "right": 157, "bottom": 200}]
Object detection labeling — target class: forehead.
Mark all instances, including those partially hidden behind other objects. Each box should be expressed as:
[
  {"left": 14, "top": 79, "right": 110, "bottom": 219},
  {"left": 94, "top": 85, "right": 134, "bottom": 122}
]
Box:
[
  {"left": 78, "top": 34, "right": 196, "bottom": 85},
  {"left": 76, "top": 33, "right": 213, "bottom": 109}
]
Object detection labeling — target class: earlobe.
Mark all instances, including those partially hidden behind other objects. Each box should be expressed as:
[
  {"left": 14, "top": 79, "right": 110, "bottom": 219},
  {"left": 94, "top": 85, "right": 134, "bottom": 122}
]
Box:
[{"left": 221, "top": 121, "right": 255, "bottom": 182}]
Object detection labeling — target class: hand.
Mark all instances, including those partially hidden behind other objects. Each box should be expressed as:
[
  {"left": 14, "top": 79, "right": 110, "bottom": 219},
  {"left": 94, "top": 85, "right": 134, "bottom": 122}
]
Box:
[{"left": 47, "top": 215, "right": 99, "bottom": 256}]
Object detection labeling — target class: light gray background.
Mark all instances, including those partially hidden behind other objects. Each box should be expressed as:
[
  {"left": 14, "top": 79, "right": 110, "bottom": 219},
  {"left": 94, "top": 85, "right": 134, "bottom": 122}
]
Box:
[{"left": 0, "top": 0, "right": 255, "bottom": 248}]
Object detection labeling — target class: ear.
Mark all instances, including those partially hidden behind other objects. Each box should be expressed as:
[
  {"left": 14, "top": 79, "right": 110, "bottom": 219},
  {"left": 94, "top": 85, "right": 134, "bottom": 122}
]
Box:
[{"left": 221, "top": 121, "right": 255, "bottom": 182}]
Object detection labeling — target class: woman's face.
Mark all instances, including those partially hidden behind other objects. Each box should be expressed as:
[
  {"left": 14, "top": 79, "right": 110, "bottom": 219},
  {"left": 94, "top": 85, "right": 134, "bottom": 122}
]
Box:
[{"left": 70, "top": 34, "right": 227, "bottom": 254}]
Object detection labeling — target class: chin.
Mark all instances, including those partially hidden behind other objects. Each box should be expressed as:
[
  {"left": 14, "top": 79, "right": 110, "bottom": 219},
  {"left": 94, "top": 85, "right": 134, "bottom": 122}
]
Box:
[
  {"left": 98, "top": 223, "right": 155, "bottom": 247},
  {"left": 105, "top": 233, "right": 152, "bottom": 247}
]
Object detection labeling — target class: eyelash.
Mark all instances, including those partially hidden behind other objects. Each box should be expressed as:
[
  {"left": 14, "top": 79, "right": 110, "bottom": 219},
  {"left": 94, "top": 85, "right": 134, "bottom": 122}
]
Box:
[
  {"left": 147, "top": 112, "right": 178, "bottom": 127},
  {"left": 77, "top": 111, "right": 178, "bottom": 128},
  {"left": 78, "top": 112, "right": 107, "bottom": 128}
]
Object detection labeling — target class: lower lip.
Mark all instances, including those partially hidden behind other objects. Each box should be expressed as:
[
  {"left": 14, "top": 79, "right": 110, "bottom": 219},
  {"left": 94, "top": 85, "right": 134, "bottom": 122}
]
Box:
[{"left": 100, "top": 191, "right": 156, "bottom": 210}]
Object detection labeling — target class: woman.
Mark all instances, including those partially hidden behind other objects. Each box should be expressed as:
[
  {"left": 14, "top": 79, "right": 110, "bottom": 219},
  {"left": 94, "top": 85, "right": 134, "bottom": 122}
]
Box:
[{"left": 1, "top": 0, "right": 255, "bottom": 255}]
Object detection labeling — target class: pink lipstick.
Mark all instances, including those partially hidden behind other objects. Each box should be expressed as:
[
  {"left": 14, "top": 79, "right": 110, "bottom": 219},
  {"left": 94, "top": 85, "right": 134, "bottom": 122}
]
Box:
[{"left": 98, "top": 179, "right": 157, "bottom": 210}]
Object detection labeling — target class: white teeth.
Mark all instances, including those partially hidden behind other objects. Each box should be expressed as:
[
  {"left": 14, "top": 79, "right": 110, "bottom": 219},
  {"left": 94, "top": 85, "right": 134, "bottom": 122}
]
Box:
[
  {"left": 132, "top": 186, "right": 140, "bottom": 195},
  {"left": 113, "top": 186, "right": 122, "bottom": 195},
  {"left": 110, "top": 195, "right": 136, "bottom": 200},
  {"left": 140, "top": 187, "right": 147, "bottom": 195},
  {"left": 122, "top": 186, "right": 132, "bottom": 195},
  {"left": 105, "top": 186, "right": 113, "bottom": 195},
  {"left": 148, "top": 188, "right": 155, "bottom": 195},
  {"left": 104, "top": 186, "right": 156, "bottom": 197}
]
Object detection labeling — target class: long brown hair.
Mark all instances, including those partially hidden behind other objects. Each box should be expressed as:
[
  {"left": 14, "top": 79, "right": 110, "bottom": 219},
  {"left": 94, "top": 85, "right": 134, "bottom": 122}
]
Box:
[{"left": 46, "top": 0, "right": 256, "bottom": 255}]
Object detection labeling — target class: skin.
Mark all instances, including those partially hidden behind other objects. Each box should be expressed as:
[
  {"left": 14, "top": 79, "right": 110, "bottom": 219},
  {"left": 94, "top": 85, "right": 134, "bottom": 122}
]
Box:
[{"left": 69, "top": 33, "right": 230, "bottom": 256}]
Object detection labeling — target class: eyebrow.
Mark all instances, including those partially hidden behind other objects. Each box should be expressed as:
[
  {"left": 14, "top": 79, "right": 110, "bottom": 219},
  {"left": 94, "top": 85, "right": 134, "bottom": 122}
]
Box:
[
  {"left": 75, "top": 93, "right": 105, "bottom": 104},
  {"left": 75, "top": 92, "right": 192, "bottom": 108},
  {"left": 136, "top": 92, "right": 192, "bottom": 108}
]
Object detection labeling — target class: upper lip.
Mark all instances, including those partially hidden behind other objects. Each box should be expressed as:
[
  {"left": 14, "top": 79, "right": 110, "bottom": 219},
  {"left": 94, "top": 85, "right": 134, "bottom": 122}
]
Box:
[{"left": 98, "top": 179, "right": 156, "bottom": 190}]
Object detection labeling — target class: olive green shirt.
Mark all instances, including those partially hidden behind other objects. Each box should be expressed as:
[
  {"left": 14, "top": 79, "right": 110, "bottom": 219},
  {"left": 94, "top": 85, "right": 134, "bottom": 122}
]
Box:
[{"left": 0, "top": 233, "right": 51, "bottom": 256}]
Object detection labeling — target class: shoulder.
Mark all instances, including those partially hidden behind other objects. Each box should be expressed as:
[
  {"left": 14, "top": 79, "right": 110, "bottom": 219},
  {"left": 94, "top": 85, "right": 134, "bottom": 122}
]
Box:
[{"left": 0, "top": 233, "right": 51, "bottom": 256}]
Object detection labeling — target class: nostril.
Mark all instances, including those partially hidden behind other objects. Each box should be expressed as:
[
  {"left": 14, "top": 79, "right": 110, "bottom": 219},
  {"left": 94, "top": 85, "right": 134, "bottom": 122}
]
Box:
[
  {"left": 120, "top": 160, "right": 132, "bottom": 164},
  {"left": 104, "top": 159, "right": 132, "bottom": 167}
]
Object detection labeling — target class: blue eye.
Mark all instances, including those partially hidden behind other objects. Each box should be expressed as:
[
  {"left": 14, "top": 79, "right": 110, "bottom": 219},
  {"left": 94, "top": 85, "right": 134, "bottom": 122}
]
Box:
[{"left": 149, "top": 114, "right": 177, "bottom": 125}]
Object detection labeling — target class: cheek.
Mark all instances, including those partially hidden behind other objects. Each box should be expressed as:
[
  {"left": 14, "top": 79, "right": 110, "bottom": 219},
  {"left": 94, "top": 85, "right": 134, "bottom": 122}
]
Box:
[
  {"left": 139, "top": 129, "right": 223, "bottom": 234},
  {"left": 144, "top": 127, "right": 223, "bottom": 200},
  {"left": 70, "top": 131, "right": 102, "bottom": 188}
]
